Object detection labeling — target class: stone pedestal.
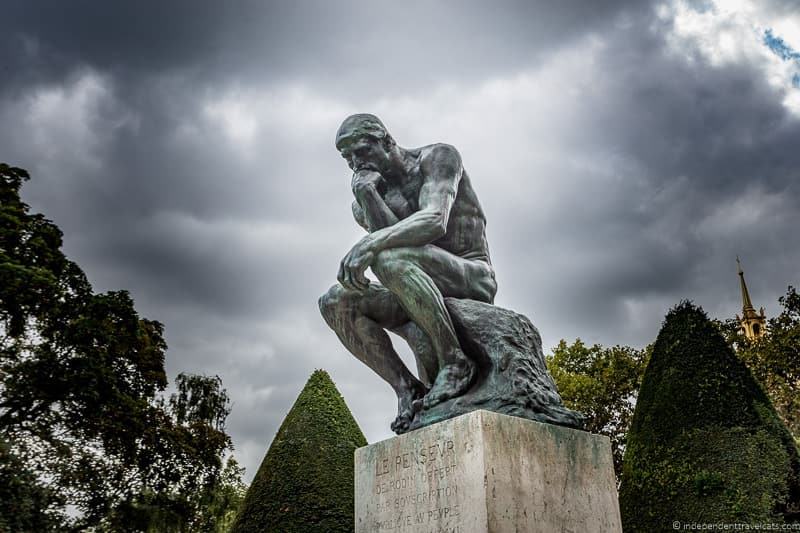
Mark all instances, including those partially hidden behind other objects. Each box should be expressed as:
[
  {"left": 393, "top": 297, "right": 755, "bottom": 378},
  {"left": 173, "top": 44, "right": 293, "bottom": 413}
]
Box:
[{"left": 355, "top": 410, "right": 622, "bottom": 532}]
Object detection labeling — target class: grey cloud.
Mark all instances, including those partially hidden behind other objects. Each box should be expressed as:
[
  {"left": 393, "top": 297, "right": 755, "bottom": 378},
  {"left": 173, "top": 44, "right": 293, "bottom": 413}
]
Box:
[
  {"left": 3, "top": 1, "right": 643, "bottom": 97},
  {"left": 473, "top": 5, "right": 800, "bottom": 347}
]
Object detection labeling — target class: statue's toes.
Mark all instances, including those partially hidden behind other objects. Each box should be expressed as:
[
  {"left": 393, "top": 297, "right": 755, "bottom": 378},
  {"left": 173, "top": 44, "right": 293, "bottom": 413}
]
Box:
[
  {"left": 421, "top": 362, "right": 475, "bottom": 410},
  {"left": 391, "top": 413, "right": 413, "bottom": 434},
  {"left": 422, "top": 391, "right": 442, "bottom": 410}
]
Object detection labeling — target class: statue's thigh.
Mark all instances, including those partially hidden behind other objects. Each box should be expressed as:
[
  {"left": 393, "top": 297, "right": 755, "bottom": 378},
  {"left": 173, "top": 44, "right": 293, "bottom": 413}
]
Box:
[
  {"left": 392, "top": 245, "right": 493, "bottom": 301},
  {"left": 357, "top": 283, "right": 409, "bottom": 329}
]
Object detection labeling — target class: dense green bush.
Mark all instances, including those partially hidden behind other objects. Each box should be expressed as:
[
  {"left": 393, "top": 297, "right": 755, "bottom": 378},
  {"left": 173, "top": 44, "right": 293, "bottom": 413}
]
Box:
[
  {"left": 231, "top": 369, "right": 366, "bottom": 533},
  {"left": 619, "top": 302, "right": 800, "bottom": 531}
]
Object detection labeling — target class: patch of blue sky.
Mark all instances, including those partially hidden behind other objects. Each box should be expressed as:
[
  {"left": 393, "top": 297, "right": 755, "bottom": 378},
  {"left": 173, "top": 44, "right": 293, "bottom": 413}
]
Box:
[
  {"left": 763, "top": 29, "right": 800, "bottom": 61},
  {"left": 764, "top": 29, "right": 800, "bottom": 90}
]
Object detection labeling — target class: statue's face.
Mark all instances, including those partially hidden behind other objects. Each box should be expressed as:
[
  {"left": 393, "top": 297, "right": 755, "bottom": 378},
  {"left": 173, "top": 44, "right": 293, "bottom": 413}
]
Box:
[{"left": 339, "top": 136, "right": 391, "bottom": 174}]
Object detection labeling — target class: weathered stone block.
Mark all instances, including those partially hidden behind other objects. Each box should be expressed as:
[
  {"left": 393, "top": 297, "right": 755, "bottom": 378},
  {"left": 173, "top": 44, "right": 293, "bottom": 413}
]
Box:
[
  {"left": 408, "top": 299, "right": 583, "bottom": 432},
  {"left": 355, "top": 410, "right": 621, "bottom": 533}
]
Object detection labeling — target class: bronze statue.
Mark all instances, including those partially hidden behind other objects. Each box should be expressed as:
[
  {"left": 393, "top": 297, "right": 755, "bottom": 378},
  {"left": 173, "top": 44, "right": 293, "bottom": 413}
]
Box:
[{"left": 320, "top": 114, "right": 582, "bottom": 434}]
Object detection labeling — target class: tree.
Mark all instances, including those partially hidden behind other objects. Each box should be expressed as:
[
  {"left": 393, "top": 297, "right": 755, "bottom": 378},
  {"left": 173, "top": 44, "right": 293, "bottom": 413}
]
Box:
[
  {"left": 202, "top": 457, "right": 248, "bottom": 533},
  {"left": 619, "top": 302, "right": 800, "bottom": 531},
  {"left": 0, "top": 163, "right": 240, "bottom": 531},
  {"left": 232, "top": 369, "right": 367, "bottom": 533},
  {"left": 0, "top": 436, "right": 61, "bottom": 532},
  {"left": 719, "top": 286, "right": 800, "bottom": 442},
  {"left": 104, "top": 374, "right": 238, "bottom": 533},
  {"left": 546, "top": 339, "right": 649, "bottom": 481}
]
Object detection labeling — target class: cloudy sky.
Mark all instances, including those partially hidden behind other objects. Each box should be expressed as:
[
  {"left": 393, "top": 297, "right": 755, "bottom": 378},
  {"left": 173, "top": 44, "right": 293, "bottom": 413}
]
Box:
[{"left": 3, "top": 0, "right": 799, "bottom": 482}]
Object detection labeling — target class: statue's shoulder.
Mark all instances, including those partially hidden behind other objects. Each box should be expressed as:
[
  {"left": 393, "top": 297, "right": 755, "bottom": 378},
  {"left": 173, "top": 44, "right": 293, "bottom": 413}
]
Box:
[
  {"left": 418, "top": 143, "right": 462, "bottom": 173},
  {"left": 418, "top": 142, "right": 460, "bottom": 157}
]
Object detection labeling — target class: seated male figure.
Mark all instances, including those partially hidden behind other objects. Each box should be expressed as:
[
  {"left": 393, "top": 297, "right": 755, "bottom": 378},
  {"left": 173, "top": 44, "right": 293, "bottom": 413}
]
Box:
[{"left": 319, "top": 114, "right": 497, "bottom": 433}]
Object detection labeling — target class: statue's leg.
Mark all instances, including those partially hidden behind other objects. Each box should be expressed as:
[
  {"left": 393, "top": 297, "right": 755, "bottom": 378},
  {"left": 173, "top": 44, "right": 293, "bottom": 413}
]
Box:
[
  {"left": 371, "top": 245, "right": 497, "bottom": 410},
  {"left": 319, "top": 283, "right": 427, "bottom": 433},
  {"left": 391, "top": 321, "right": 436, "bottom": 389}
]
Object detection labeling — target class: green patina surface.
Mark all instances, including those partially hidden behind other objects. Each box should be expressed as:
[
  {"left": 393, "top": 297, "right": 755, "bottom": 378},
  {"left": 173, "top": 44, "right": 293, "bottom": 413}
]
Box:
[
  {"left": 619, "top": 302, "right": 800, "bottom": 531},
  {"left": 231, "top": 369, "right": 366, "bottom": 533}
]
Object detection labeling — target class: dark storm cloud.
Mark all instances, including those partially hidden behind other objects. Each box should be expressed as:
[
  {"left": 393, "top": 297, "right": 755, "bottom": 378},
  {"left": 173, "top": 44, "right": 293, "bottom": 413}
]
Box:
[
  {"left": 3, "top": 0, "right": 799, "bottom": 480},
  {"left": 3, "top": 0, "right": 642, "bottom": 97},
  {"left": 485, "top": 8, "right": 800, "bottom": 345},
  {"left": 0, "top": 0, "right": 645, "bottom": 318}
]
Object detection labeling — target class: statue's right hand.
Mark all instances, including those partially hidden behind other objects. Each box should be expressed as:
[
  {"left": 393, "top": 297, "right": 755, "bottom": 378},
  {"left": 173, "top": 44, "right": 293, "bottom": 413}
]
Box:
[
  {"left": 351, "top": 170, "right": 384, "bottom": 202},
  {"left": 337, "top": 236, "right": 375, "bottom": 292}
]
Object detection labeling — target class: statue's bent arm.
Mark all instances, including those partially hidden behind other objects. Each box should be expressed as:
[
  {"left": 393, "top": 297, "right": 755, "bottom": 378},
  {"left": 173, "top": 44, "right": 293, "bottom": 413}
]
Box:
[
  {"left": 351, "top": 172, "right": 399, "bottom": 232},
  {"left": 351, "top": 200, "right": 370, "bottom": 232},
  {"left": 365, "top": 145, "right": 462, "bottom": 254}
]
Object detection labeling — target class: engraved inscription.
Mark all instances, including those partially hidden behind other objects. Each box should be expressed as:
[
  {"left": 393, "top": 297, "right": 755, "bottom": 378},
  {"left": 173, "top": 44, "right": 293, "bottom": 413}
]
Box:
[
  {"left": 374, "top": 505, "right": 461, "bottom": 531},
  {"left": 375, "top": 440, "right": 455, "bottom": 476},
  {"left": 366, "top": 439, "right": 464, "bottom": 532}
]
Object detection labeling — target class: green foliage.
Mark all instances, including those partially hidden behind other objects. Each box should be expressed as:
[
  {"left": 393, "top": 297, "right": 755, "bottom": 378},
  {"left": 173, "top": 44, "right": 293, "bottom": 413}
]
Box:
[
  {"left": 203, "top": 457, "right": 248, "bottom": 533},
  {"left": 232, "top": 369, "right": 367, "bottom": 533},
  {"left": 0, "top": 437, "right": 61, "bottom": 532},
  {"left": 130, "top": 456, "right": 247, "bottom": 533},
  {"left": 0, "top": 163, "right": 239, "bottom": 531},
  {"left": 719, "top": 286, "right": 800, "bottom": 441},
  {"left": 546, "top": 340, "right": 650, "bottom": 481},
  {"left": 619, "top": 302, "right": 800, "bottom": 531}
]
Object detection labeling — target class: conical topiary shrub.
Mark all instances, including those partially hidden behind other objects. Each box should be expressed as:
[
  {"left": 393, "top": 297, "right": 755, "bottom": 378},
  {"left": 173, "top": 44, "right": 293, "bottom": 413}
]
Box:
[
  {"left": 231, "top": 369, "right": 367, "bottom": 533},
  {"left": 619, "top": 302, "right": 800, "bottom": 531}
]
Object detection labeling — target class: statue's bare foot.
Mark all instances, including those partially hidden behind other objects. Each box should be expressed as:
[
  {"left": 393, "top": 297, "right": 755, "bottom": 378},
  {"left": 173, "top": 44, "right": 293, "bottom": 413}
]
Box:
[
  {"left": 390, "top": 381, "right": 427, "bottom": 434},
  {"left": 422, "top": 355, "right": 475, "bottom": 410}
]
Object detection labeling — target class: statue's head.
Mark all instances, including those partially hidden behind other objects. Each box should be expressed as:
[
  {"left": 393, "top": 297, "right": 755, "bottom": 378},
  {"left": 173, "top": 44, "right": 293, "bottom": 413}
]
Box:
[{"left": 335, "top": 114, "right": 396, "bottom": 173}]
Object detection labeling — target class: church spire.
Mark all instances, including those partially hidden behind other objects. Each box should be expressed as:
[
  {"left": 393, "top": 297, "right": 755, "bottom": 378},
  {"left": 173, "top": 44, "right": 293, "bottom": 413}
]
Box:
[
  {"left": 737, "top": 256, "right": 754, "bottom": 311},
  {"left": 735, "top": 257, "right": 766, "bottom": 340}
]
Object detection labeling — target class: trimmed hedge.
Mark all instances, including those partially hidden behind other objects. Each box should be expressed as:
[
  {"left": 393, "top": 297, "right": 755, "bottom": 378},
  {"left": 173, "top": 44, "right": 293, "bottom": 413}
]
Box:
[
  {"left": 619, "top": 302, "right": 800, "bottom": 531},
  {"left": 231, "top": 369, "right": 367, "bottom": 533}
]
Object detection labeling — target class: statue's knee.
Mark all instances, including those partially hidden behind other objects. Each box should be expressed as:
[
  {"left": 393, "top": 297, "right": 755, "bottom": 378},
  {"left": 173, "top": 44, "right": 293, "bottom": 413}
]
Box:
[
  {"left": 318, "top": 284, "right": 345, "bottom": 322},
  {"left": 478, "top": 276, "right": 498, "bottom": 304},
  {"left": 372, "top": 248, "right": 410, "bottom": 283}
]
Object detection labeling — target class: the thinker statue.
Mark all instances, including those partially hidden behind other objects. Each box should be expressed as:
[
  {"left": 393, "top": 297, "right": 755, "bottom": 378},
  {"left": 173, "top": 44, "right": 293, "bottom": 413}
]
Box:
[{"left": 320, "top": 114, "right": 582, "bottom": 434}]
